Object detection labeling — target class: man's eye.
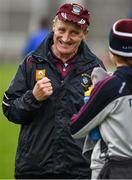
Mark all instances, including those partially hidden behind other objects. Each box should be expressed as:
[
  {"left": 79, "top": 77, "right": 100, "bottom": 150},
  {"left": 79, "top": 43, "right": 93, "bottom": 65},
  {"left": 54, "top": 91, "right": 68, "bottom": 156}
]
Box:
[
  {"left": 72, "top": 31, "right": 79, "bottom": 35},
  {"left": 58, "top": 29, "right": 65, "bottom": 33}
]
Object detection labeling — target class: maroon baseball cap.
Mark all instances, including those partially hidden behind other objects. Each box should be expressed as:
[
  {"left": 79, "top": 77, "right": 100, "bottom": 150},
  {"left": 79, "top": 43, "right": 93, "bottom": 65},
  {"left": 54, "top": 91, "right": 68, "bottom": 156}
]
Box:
[{"left": 56, "top": 3, "right": 90, "bottom": 29}]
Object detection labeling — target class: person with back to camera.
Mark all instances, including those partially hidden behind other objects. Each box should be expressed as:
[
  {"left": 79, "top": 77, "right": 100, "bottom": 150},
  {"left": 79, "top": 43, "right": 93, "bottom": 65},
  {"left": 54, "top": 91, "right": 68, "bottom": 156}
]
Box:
[
  {"left": 2, "top": 3, "right": 105, "bottom": 179},
  {"left": 71, "top": 18, "right": 132, "bottom": 179},
  {"left": 71, "top": 66, "right": 110, "bottom": 179}
]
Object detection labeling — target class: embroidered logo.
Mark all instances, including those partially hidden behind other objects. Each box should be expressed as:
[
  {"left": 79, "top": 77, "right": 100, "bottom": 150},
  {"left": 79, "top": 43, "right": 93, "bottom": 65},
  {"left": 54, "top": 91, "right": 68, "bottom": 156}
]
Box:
[
  {"left": 72, "top": 4, "right": 82, "bottom": 15},
  {"left": 81, "top": 73, "right": 91, "bottom": 88}
]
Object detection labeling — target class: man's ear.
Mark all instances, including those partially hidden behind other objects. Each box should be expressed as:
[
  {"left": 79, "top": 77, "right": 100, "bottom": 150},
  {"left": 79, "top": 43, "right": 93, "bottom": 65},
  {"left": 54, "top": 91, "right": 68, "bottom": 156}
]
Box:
[
  {"left": 83, "top": 30, "right": 88, "bottom": 40},
  {"left": 52, "top": 18, "right": 56, "bottom": 32},
  {"left": 52, "top": 23, "right": 55, "bottom": 32}
]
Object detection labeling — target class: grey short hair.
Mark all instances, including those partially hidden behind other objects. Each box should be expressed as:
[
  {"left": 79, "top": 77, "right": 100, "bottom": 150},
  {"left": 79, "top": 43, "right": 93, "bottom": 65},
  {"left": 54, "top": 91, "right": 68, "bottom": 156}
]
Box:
[{"left": 53, "top": 15, "right": 89, "bottom": 32}]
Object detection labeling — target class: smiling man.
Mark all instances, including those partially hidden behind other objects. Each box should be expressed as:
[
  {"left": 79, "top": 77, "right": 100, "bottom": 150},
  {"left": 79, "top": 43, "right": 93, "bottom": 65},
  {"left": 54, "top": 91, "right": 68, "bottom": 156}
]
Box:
[
  {"left": 52, "top": 17, "right": 87, "bottom": 62},
  {"left": 2, "top": 3, "right": 105, "bottom": 179}
]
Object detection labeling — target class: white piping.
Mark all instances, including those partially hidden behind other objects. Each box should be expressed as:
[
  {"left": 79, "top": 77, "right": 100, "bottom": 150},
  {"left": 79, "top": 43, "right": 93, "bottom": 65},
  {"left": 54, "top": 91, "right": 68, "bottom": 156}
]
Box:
[
  {"left": 2, "top": 101, "right": 10, "bottom": 107},
  {"left": 4, "top": 93, "right": 9, "bottom": 99},
  {"left": 113, "top": 20, "right": 132, "bottom": 38},
  {"left": 109, "top": 46, "right": 132, "bottom": 57}
]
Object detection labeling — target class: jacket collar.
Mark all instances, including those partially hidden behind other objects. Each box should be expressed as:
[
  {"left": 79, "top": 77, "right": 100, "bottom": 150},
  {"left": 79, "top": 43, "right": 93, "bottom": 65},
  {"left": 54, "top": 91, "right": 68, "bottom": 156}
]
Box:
[{"left": 116, "top": 66, "right": 132, "bottom": 85}]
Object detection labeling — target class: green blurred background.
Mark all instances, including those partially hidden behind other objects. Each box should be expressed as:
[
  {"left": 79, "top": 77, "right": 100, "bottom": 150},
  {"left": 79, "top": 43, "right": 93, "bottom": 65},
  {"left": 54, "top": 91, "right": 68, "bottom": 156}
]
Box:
[{"left": 0, "top": 63, "right": 19, "bottom": 179}]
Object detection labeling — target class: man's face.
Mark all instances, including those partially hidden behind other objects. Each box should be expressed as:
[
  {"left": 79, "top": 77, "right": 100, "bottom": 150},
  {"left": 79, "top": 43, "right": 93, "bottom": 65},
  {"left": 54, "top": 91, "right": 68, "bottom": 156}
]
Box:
[{"left": 52, "top": 19, "right": 87, "bottom": 60}]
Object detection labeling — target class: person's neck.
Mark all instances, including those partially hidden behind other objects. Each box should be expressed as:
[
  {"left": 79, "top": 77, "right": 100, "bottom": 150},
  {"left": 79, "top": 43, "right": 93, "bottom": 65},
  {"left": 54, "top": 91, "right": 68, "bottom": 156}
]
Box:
[{"left": 116, "top": 62, "right": 130, "bottom": 67}]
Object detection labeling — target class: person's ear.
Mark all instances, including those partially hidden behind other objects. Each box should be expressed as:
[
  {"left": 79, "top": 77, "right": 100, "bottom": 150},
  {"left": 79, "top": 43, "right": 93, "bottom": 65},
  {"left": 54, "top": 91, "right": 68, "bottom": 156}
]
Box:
[
  {"left": 109, "top": 51, "right": 114, "bottom": 59},
  {"left": 83, "top": 29, "right": 88, "bottom": 39},
  {"left": 52, "top": 17, "right": 57, "bottom": 32},
  {"left": 52, "top": 22, "right": 55, "bottom": 32},
  {"left": 85, "top": 26, "right": 89, "bottom": 34}
]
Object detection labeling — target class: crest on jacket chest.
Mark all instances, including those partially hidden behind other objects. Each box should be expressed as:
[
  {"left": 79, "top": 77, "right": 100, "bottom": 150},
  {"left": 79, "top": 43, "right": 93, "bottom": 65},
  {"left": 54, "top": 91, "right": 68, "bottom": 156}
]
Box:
[{"left": 81, "top": 73, "right": 91, "bottom": 88}]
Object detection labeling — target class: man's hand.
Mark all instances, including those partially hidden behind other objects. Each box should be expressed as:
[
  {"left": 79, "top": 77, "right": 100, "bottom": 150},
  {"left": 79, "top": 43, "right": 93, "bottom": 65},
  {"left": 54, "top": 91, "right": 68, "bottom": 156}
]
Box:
[{"left": 32, "top": 77, "right": 53, "bottom": 101}]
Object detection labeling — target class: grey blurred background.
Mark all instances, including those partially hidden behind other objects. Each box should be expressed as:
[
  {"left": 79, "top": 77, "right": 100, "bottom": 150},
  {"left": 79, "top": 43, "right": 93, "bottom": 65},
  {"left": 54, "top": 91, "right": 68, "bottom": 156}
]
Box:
[{"left": 0, "top": 0, "right": 131, "bottom": 68}]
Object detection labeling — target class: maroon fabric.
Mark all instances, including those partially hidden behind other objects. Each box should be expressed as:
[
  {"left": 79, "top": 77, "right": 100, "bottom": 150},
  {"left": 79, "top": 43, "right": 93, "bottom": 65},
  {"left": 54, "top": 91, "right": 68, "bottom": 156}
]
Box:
[
  {"left": 51, "top": 51, "right": 77, "bottom": 79},
  {"left": 56, "top": 3, "right": 90, "bottom": 29}
]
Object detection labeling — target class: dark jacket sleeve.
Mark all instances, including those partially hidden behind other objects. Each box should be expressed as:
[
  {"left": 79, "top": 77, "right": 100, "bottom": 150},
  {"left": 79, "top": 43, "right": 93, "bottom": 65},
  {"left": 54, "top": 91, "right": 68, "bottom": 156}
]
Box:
[{"left": 2, "top": 60, "right": 41, "bottom": 124}]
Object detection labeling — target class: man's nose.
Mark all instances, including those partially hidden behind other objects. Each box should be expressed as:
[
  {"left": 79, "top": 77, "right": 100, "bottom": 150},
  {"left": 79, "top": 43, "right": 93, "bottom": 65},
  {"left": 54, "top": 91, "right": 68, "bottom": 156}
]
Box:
[{"left": 62, "top": 32, "right": 70, "bottom": 42}]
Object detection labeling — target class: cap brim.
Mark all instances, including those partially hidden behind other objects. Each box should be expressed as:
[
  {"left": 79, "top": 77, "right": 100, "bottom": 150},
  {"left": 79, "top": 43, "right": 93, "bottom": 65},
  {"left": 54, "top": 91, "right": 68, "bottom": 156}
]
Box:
[{"left": 58, "top": 12, "right": 88, "bottom": 29}]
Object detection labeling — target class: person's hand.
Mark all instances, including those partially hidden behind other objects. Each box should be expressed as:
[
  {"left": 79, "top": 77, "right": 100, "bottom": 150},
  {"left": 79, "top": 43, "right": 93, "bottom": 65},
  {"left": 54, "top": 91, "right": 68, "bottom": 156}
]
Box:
[{"left": 32, "top": 77, "right": 53, "bottom": 101}]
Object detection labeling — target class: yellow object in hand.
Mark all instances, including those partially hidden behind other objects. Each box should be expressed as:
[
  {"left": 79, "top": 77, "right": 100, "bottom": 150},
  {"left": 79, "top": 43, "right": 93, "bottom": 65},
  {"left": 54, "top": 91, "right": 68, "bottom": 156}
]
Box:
[{"left": 84, "top": 86, "right": 93, "bottom": 97}]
